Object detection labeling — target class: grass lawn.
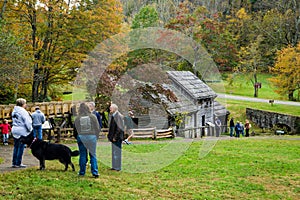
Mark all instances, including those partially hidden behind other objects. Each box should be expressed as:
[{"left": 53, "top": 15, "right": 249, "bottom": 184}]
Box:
[
  {"left": 0, "top": 138, "right": 300, "bottom": 199},
  {"left": 209, "top": 73, "right": 287, "bottom": 100},
  {"left": 217, "top": 98, "right": 300, "bottom": 134}
]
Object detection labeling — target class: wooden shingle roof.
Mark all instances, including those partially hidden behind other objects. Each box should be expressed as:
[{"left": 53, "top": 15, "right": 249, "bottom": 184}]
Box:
[{"left": 167, "top": 71, "right": 217, "bottom": 100}]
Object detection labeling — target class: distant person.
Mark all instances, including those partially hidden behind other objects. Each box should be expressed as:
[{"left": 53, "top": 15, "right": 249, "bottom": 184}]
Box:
[
  {"left": 229, "top": 118, "right": 235, "bottom": 137},
  {"left": 11, "top": 98, "right": 33, "bottom": 168},
  {"left": 124, "top": 111, "right": 134, "bottom": 145},
  {"left": 235, "top": 121, "right": 242, "bottom": 138},
  {"left": 31, "top": 106, "right": 46, "bottom": 140},
  {"left": 107, "top": 104, "right": 124, "bottom": 171},
  {"left": 240, "top": 122, "right": 245, "bottom": 137},
  {"left": 74, "top": 103, "right": 100, "bottom": 178},
  {"left": 245, "top": 120, "right": 252, "bottom": 137},
  {"left": 0, "top": 119, "right": 11, "bottom": 145},
  {"left": 215, "top": 117, "right": 222, "bottom": 137},
  {"left": 89, "top": 102, "right": 102, "bottom": 128}
]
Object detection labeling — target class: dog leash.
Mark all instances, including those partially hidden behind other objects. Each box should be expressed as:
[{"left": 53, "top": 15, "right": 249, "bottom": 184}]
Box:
[{"left": 29, "top": 138, "right": 37, "bottom": 148}]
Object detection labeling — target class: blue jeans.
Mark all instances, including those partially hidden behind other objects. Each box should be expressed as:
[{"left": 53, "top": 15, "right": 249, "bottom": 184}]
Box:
[
  {"left": 77, "top": 135, "right": 98, "bottom": 176},
  {"left": 12, "top": 137, "right": 25, "bottom": 166},
  {"left": 33, "top": 125, "right": 43, "bottom": 140},
  {"left": 112, "top": 140, "right": 122, "bottom": 171},
  {"left": 3, "top": 134, "right": 9, "bottom": 143},
  {"left": 230, "top": 127, "right": 234, "bottom": 137}
]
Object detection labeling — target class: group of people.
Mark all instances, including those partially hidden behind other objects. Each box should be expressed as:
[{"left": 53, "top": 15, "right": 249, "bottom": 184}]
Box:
[
  {"left": 74, "top": 102, "right": 127, "bottom": 176},
  {"left": 229, "top": 118, "right": 251, "bottom": 137},
  {"left": 6, "top": 98, "right": 128, "bottom": 178}
]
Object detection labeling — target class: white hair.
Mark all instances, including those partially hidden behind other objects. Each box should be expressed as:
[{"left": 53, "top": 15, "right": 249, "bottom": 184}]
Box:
[{"left": 110, "top": 103, "right": 118, "bottom": 110}]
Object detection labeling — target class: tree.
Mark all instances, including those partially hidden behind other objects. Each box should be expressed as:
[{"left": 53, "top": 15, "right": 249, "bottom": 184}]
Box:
[
  {"left": 166, "top": 2, "right": 238, "bottom": 71},
  {"left": 238, "top": 35, "right": 264, "bottom": 97},
  {"left": 270, "top": 43, "right": 300, "bottom": 101},
  {"left": 0, "top": 21, "right": 30, "bottom": 103},
  {"left": 131, "top": 5, "right": 159, "bottom": 28},
  {"left": 3, "top": 0, "right": 123, "bottom": 102}
]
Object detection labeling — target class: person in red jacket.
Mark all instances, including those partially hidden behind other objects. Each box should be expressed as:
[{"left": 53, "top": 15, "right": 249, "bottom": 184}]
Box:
[{"left": 0, "top": 119, "right": 11, "bottom": 145}]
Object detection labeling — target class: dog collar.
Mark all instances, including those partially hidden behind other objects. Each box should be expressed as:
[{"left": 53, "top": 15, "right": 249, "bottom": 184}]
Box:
[{"left": 29, "top": 138, "right": 37, "bottom": 148}]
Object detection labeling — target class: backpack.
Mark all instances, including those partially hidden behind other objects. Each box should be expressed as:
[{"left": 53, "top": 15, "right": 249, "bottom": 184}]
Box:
[{"left": 80, "top": 116, "right": 91, "bottom": 134}]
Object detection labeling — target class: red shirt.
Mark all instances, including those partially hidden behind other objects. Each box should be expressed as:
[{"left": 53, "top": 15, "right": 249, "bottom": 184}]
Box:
[{"left": 0, "top": 123, "right": 11, "bottom": 134}]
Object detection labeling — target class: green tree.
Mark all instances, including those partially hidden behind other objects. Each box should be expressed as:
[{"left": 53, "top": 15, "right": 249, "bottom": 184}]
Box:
[
  {"left": 131, "top": 5, "right": 159, "bottom": 29},
  {"left": 0, "top": 20, "right": 30, "bottom": 103},
  {"left": 238, "top": 35, "right": 264, "bottom": 97}
]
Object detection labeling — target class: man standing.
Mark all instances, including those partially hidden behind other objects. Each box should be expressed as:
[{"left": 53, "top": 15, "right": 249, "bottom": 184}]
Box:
[
  {"left": 32, "top": 106, "right": 46, "bottom": 140},
  {"left": 229, "top": 118, "right": 235, "bottom": 137},
  {"left": 107, "top": 104, "right": 124, "bottom": 171}
]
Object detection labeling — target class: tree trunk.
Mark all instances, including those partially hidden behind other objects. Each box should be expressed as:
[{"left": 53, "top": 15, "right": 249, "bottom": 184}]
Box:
[
  {"left": 253, "top": 72, "right": 258, "bottom": 97},
  {"left": 30, "top": 4, "right": 40, "bottom": 102},
  {"left": 32, "top": 64, "right": 40, "bottom": 102},
  {"left": 0, "top": 0, "right": 8, "bottom": 20},
  {"left": 14, "top": 82, "right": 18, "bottom": 101},
  {"left": 288, "top": 91, "right": 294, "bottom": 101}
]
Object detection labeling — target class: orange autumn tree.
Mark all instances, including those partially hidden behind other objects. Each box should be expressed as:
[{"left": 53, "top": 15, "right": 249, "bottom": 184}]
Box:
[
  {"left": 270, "top": 43, "right": 300, "bottom": 101},
  {"left": 3, "top": 0, "right": 123, "bottom": 102}
]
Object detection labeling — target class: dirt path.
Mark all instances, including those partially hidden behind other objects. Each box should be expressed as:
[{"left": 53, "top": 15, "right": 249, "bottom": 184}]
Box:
[
  {"left": 0, "top": 143, "right": 39, "bottom": 174},
  {"left": 217, "top": 93, "right": 300, "bottom": 106}
]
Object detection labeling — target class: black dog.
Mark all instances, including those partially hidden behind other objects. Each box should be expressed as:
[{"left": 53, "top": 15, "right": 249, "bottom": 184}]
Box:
[{"left": 20, "top": 132, "right": 79, "bottom": 171}]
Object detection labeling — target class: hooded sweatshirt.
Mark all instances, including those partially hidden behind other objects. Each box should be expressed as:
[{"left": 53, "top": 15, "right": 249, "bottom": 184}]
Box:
[
  {"left": 11, "top": 106, "right": 33, "bottom": 139},
  {"left": 32, "top": 110, "right": 45, "bottom": 126}
]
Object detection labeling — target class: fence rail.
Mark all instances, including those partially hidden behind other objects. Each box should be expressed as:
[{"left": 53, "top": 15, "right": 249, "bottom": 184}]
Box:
[{"left": 0, "top": 101, "right": 76, "bottom": 120}]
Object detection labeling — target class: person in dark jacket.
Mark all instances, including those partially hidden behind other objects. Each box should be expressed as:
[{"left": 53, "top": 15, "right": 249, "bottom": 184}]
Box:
[
  {"left": 89, "top": 102, "right": 102, "bottom": 128},
  {"left": 74, "top": 103, "right": 100, "bottom": 178},
  {"left": 107, "top": 103, "right": 124, "bottom": 171},
  {"left": 235, "top": 121, "right": 242, "bottom": 138},
  {"left": 229, "top": 118, "right": 235, "bottom": 137}
]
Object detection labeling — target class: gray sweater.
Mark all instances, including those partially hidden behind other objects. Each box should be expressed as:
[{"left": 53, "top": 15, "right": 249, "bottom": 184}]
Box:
[{"left": 32, "top": 110, "right": 46, "bottom": 126}]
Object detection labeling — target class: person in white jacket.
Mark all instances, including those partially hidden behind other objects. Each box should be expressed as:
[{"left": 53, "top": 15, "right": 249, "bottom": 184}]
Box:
[{"left": 11, "top": 98, "right": 33, "bottom": 168}]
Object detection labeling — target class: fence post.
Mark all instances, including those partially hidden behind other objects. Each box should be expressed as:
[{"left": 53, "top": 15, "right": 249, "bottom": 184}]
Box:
[{"left": 153, "top": 127, "right": 157, "bottom": 140}]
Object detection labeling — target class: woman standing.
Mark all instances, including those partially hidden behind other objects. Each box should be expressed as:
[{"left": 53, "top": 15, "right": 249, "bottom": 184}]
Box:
[
  {"left": 245, "top": 120, "right": 251, "bottom": 137},
  {"left": 74, "top": 103, "right": 100, "bottom": 178},
  {"left": 11, "top": 98, "right": 33, "bottom": 168}
]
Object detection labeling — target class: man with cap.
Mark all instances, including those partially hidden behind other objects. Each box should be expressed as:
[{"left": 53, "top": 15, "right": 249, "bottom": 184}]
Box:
[{"left": 31, "top": 106, "right": 46, "bottom": 140}]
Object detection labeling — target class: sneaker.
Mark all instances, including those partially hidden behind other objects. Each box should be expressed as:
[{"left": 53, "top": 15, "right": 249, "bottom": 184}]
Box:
[
  {"left": 4, "top": 143, "right": 8, "bottom": 146},
  {"left": 124, "top": 139, "right": 131, "bottom": 145},
  {"left": 19, "top": 164, "right": 27, "bottom": 168},
  {"left": 12, "top": 165, "right": 19, "bottom": 168},
  {"left": 93, "top": 174, "right": 99, "bottom": 178}
]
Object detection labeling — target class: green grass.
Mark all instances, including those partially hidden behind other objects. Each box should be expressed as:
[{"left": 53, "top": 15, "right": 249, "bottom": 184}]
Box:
[
  {"left": 217, "top": 98, "right": 300, "bottom": 134},
  {"left": 209, "top": 73, "right": 286, "bottom": 100},
  {"left": 217, "top": 98, "right": 300, "bottom": 118},
  {"left": 63, "top": 87, "right": 88, "bottom": 101},
  {"left": 0, "top": 138, "right": 300, "bottom": 199}
]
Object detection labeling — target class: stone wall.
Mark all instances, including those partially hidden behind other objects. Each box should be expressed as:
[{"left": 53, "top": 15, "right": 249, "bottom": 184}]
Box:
[{"left": 246, "top": 108, "right": 300, "bottom": 134}]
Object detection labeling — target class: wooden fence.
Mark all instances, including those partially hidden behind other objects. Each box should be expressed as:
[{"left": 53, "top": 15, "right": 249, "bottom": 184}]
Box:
[
  {"left": 99, "top": 127, "right": 174, "bottom": 140},
  {"left": 0, "top": 101, "right": 76, "bottom": 120}
]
